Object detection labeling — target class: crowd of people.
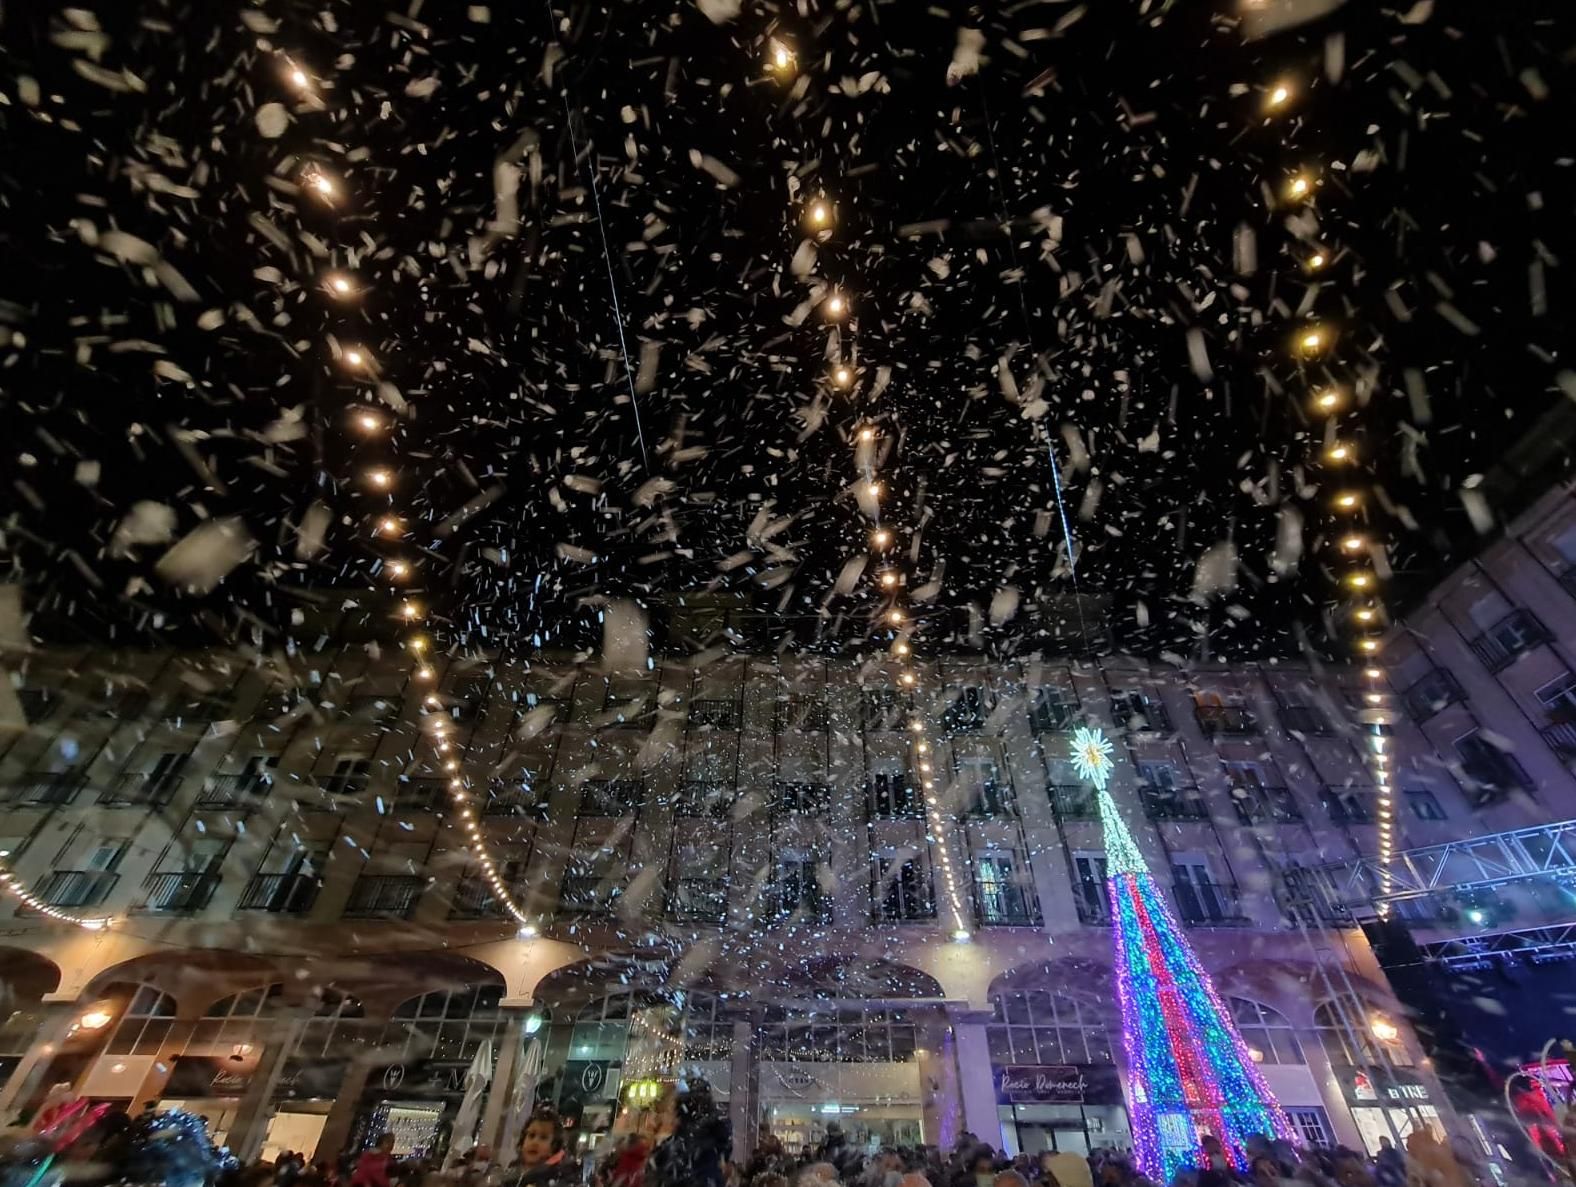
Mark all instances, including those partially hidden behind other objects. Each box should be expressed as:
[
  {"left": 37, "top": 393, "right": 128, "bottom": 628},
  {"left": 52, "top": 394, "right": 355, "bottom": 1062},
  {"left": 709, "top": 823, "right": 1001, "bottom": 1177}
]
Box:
[{"left": 0, "top": 1077, "right": 1498, "bottom": 1187}]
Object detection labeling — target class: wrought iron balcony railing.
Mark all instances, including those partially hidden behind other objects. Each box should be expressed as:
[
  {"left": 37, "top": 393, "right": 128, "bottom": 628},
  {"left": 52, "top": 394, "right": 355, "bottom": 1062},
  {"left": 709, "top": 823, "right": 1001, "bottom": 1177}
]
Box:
[
  {"left": 138, "top": 872, "right": 220, "bottom": 913},
  {"left": 1140, "top": 786, "right": 1211, "bottom": 821},
  {"left": 343, "top": 874, "right": 424, "bottom": 919},
  {"left": 238, "top": 873, "right": 319, "bottom": 914},
  {"left": 34, "top": 870, "right": 119, "bottom": 908}
]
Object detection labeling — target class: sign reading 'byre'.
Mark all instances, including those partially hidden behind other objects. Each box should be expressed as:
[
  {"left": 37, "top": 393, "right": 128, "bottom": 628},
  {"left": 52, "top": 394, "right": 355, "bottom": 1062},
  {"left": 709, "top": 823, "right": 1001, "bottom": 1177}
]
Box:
[{"left": 994, "top": 1064, "right": 1122, "bottom": 1104}]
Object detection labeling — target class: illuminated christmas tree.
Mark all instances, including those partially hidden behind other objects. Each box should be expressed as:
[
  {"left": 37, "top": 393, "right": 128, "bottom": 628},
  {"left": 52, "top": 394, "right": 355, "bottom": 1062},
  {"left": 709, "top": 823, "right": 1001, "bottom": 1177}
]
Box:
[{"left": 1070, "top": 727, "right": 1292, "bottom": 1181}]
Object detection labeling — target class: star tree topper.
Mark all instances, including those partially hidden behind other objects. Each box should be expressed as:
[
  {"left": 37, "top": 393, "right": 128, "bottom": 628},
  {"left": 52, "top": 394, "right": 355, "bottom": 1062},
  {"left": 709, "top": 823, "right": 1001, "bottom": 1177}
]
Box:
[{"left": 1070, "top": 725, "right": 1114, "bottom": 790}]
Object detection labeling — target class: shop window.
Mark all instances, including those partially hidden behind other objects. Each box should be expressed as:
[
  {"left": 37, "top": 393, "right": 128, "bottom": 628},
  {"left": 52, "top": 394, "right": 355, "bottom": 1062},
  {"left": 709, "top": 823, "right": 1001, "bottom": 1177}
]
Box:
[
  {"left": 291, "top": 990, "right": 369, "bottom": 1061},
  {"left": 1227, "top": 998, "right": 1305, "bottom": 1065},
  {"left": 104, "top": 984, "right": 178, "bottom": 1055},
  {"left": 754, "top": 1004, "right": 917, "bottom": 1064},
  {"left": 987, "top": 989, "right": 1114, "bottom": 1065},
  {"left": 385, "top": 983, "right": 506, "bottom": 1063},
  {"left": 1285, "top": 1107, "right": 1332, "bottom": 1148}
]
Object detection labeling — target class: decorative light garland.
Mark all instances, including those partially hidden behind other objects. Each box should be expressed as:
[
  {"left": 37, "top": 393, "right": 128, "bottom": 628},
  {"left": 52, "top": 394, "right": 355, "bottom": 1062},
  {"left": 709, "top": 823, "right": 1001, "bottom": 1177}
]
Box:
[{"left": 1264, "top": 69, "right": 1395, "bottom": 907}]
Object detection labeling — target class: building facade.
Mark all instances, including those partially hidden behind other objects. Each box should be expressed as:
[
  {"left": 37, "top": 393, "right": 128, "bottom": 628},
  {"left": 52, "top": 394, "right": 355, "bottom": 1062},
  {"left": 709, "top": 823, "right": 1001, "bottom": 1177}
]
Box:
[{"left": 0, "top": 636, "right": 1475, "bottom": 1166}]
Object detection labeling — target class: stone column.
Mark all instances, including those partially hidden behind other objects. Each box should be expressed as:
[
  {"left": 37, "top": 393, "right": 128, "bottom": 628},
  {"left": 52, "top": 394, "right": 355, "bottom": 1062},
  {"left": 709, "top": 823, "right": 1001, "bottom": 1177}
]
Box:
[
  {"left": 918, "top": 1014, "right": 962, "bottom": 1149},
  {"left": 951, "top": 1016, "right": 1001, "bottom": 1147},
  {"left": 313, "top": 1058, "right": 374, "bottom": 1164},
  {"left": 728, "top": 1019, "right": 756, "bottom": 1165},
  {"left": 1301, "top": 1042, "right": 1365, "bottom": 1152}
]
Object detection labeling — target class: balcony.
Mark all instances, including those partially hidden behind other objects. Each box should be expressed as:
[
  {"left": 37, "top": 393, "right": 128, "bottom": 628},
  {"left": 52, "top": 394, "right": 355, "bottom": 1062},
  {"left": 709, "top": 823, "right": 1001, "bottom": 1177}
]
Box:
[
  {"left": 964, "top": 781, "right": 1016, "bottom": 819},
  {"left": 343, "top": 874, "right": 424, "bottom": 919},
  {"left": 1542, "top": 721, "right": 1576, "bottom": 758},
  {"left": 98, "top": 773, "right": 181, "bottom": 807},
  {"left": 138, "top": 872, "right": 219, "bottom": 914},
  {"left": 974, "top": 883, "right": 1042, "bottom": 927},
  {"left": 559, "top": 874, "right": 622, "bottom": 916},
  {"left": 1468, "top": 609, "right": 1550, "bottom": 674},
  {"left": 7, "top": 772, "right": 86, "bottom": 807},
  {"left": 760, "top": 884, "right": 832, "bottom": 926},
  {"left": 163, "top": 699, "right": 229, "bottom": 727},
  {"left": 1231, "top": 786, "right": 1303, "bottom": 825},
  {"left": 197, "top": 774, "right": 271, "bottom": 809},
  {"left": 1140, "top": 786, "right": 1210, "bottom": 822},
  {"left": 1112, "top": 696, "right": 1172, "bottom": 734},
  {"left": 771, "top": 781, "right": 832, "bottom": 817},
  {"left": 34, "top": 870, "right": 118, "bottom": 908},
  {"left": 1174, "top": 879, "right": 1250, "bottom": 927},
  {"left": 1280, "top": 705, "right": 1331, "bottom": 736},
  {"left": 1195, "top": 704, "right": 1258, "bottom": 736},
  {"left": 450, "top": 875, "right": 511, "bottom": 919},
  {"left": 1049, "top": 784, "right": 1100, "bottom": 821},
  {"left": 687, "top": 699, "right": 739, "bottom": 729},
  {"left": 1402, "top": 669, "right": 1466, "bottom": 724},
  {"left": 483, "top": 780, "right": 549, "bottom": 819},
  {"left": 315, "top": 771, "right": 369, "bottom": 796},
  {"left": 387, "top": 778, "right": 444, "bottom": 812},
  {"left": 676, "top": 781, "right": 736, "bottom": 818},
  {"left": 866, "top": 776, "right": 924, "bottom": 820},
  {"left": 668, "top": 877, "right": 728, "bottom": 924},
  {"left": 238, "top": 873, "right": 319, "bottom": 914},
  {"left": 774, "top": 696, "right": 829, "bottom": 733},
  {"left": 1322, "top": 790, "right": 1374, "bottom": 826}
]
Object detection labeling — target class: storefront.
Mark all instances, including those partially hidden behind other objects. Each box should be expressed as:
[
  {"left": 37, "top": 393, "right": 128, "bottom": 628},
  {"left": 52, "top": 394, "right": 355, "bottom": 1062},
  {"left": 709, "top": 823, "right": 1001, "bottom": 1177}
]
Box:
[
  {"left": 993, "top": 1064, "right": 1131, "bottom": 1157},
  {"left": 259, "top": 1057, "right": 351, "bottom": 1163},
  {"left": 758, "top": 1061, "right": 923, "bottom": 1152},
  {"left": 155, "top": 1053, "right": 261, "bottom": 1147},
  {"left": 1339, "top": 1067, "right": 1441, "bottom": 1155}
]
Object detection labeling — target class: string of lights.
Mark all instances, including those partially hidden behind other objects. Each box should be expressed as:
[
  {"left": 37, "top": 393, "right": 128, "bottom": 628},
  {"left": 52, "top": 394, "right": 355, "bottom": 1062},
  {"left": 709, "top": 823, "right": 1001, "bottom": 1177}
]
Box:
[
  {"left": 1262, "top": 70, "right": 1396, "bottom": 908},
  {"left": 276, "top": 55, "right": 537, "bottom": 936},
  {"left": 768, "top": 36, "right": 973, "bottom": 942}
]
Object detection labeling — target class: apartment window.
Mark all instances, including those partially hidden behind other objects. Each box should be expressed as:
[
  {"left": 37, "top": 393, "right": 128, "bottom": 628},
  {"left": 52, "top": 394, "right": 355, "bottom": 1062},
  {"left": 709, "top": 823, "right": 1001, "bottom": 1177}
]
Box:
[
  {"left": 764, "top": 853, "right": 828, "bottom": 923},
  {"left": 958, "top": 757, "right": 1012, "bottom": 817},
  {"left": 1111, "top": 690, "right": 1171, "bottom": 732},
  {"left": 771, "top": 781, "right": 831, "bottom": 817},
  {"left": 385, "top": 985, "right": 508, "bottom": 1064},
  {"left": 15, "top": 687, "right": 56, "bottom": 725},
  {"left": 1135, "top": 760, "right": 1180, "bottom": 790},
  {"left": 104, "top": 984, "right": 177, "bottom": 1055},
  {"left": 987, "top": 989, "right": 1114, "bottom": 1065},
  {"left": 1469, "top": 608, "right": 1549, "bottom": 672},
  {"left": 1073, "top": 852, "right": 1109, "bottom": 924},
  {"left": 579, "top": 779, "right": 644, "bottom": 817},
  {"left": 1314, "top": 997, "right": 1413, "bottom": 1068},
  {"left": 104, "top": 752, "right": 189, "bottom": 806},
  {"left": 560, "top": 850, "right": 624, "bottom": 915},
  {"left": 1453, "top": 731, "right": 1532, "bottom": 803},
  {"left": 1406, "top": 789, "right": 1447, "bottom": 821},
  {"left": 318, "top": 757, "right": 371, "bottom": 795},
  {"left": 1402, "top": 668, "right": 1466, "bottom": 723},
  {"left": 1280, "top": 704, "right": 1330, "bottom": 735},
  {"left": 515, "top": 693, "right": 571, "bottom": 726},
  {"left": 861, "top": 689, "right": 907, "bottom": 732},
  {"left": 1194, "top": 694, "right": 1257, "bottom": 735},
  {"left": 1537, "top": 673, "right": 1576, "bottom": 718},
  {"left": 974, "top": 851, "right": 1040, "bottom": 926},
  {"left": 943, "top": 687, "right": 992, "bottom": 733},
  {"left": 867, "top": 772, "right": 922, "bottom": 819},
  {"left": 775, "top": 694, "right": 829, "bottom": 732},
  {"left": 675, "top": 780, "right": 734, "bottom": 818},
  {"left": 1228, "top": 998, "right": 1305, "bottom": 1065},
  {"left": 165, "top": 693, "right": 229, "bottom": 725},
  {"left": 1049, "top": 783, "right": 1099, "bottom": 821},
  {"left": 668, "top": 835, "right": 730, "bottom": 923},
  {"left": 601, "top": 679, "right": 649, "bottom": 725},
  {"left": 873, "top": 849, "right": 935, "bottom": 922},
  {"left": 1028, "top": 686, "right": 1078, "bottom": 733},
  {"left": 190, "top": 984, "right": 281, "bottom": 1049},
  {"left": 1172, "top": 858, "right": 1242, "bottom": 924}
]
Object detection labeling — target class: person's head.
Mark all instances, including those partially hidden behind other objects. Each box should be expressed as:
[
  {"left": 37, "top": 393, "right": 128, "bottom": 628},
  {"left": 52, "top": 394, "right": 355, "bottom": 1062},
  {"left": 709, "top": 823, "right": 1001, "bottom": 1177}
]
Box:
[
  {"left": 1378, "top": 1138, "right": 1393, "bottom": 1152},
  {"left": 519, "top": 1109, "right": 562, "bottom": 1168},
  {"left": 1201, "top": 1136, "right": 1223, "bottom": 1155},
  {"left": 1251, "top": 1156, "right": 1280, "bottom": 1185},
  {"left": 797, "top": 1164, "right": 838, "bottom": 1186},
  {"left": 993, "top": 1174, "right": 1030, "bottom": 1187},
  {"left": 969, "top": 1151, "right": 996, "bottom": 1173},
  {"left": 896, "top": 1175, "right": 932, "bottom": 1187},
  {"left": 376, "top": 1133, "right": 395, "bottom": 1154}
]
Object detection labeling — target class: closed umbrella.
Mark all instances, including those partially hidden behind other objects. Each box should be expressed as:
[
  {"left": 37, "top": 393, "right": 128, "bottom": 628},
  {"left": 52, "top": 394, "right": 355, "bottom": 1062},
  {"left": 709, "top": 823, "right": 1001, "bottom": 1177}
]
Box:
[{"left": 443, "top": 1040, "right": 493, "bottom": 1170}]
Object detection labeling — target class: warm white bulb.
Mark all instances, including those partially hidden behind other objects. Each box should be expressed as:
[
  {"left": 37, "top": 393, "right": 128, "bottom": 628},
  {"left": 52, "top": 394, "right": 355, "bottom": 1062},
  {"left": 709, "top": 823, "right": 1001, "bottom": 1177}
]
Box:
[
  {"left": 1268, "top": 85, "right": 1289, "bottom": 107},
  {"left": 369, "top": 469, "right": 390, "bottom": 488},
  {"left": 291, "top": 69, "right": 310, "bottom": 88},
  {"left": 379, "top": 517, "right": 399, "bottom": 534},
  {"left": 345, "top": 349, "right": 365, "bottom": 367},
  {"left": 834, "top": 367, "right": 851, "bottom": 385},
  {"left": 1309, "top": 253, "right": 1326, "bottom": 269},
  {"left": 359, "top": 413, "right": 379, "bottom": 431},
  {"left": 1302, "top": 331, "right": 1323, "bottom": 351},
  {"left": 826, "top": 295, "right": 845, "bottom": 316},
  {"left": 1288, "top": 175, "right": 1311, "bottom": 198}
]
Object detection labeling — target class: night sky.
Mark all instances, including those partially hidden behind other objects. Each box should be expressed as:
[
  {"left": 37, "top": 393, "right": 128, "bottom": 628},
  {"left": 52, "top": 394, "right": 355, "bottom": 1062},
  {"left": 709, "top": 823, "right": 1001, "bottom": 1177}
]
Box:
[{"left": 2, "top": 0, "right": 1573, "bottom": 660}]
